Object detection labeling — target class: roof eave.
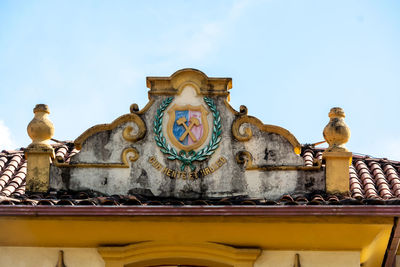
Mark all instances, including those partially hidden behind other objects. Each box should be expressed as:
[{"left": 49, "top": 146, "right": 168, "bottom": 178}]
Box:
[{"left": 2, "top": 205, "right": 400, "bottom": 216}]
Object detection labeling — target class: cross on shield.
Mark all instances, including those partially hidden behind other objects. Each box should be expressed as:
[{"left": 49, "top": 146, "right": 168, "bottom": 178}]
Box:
[{"left": 167, "top": 104, "right": 209, "bottom": 152}]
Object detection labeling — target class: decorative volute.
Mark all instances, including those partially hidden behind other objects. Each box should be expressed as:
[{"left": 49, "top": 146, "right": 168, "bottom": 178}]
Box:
[
  {"left": 323, "top": 107, "right": 350, "bottom": 152},
  {"left": 27, "top": 104, "right": 55, "bottom": 150}
]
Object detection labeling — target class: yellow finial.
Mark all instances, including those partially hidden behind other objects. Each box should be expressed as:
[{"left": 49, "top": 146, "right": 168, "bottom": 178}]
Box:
[
  {"left": 25, "top": 104, "right": 55, "bottom": 192},
  {"left": 323, "top": 107, "right": 350, "bottom": 152},
  {"left": 322, "top": 107, "right": 352, "bottom": 194},
  {"left": 27, "top": 104, "right": 55, "bottom": 150}
]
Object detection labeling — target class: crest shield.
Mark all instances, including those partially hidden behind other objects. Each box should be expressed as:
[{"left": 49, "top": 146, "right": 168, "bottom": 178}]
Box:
[{"left": 167, "top": 104, "right": 209, "bottom": 152}]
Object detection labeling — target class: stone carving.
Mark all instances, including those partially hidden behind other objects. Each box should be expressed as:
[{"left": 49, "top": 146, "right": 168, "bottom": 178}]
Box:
[
  {"left": 154, "top": 96, "right": 221, "bottom": 171},
  {"left": 232, "top": 114, "right": 301, "bottom": 155},
  {"left": 50, "top": 69, "right": 325, "bottom": 199},
  {"left": 75, "top": 113, "right": 146, "bottom": 150},
  {"left": 166, "top": 103, "right": 209, "bottom": 151}
]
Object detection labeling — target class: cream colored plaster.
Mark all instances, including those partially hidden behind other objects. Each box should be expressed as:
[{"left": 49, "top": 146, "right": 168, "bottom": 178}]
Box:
[
  {"left": 0, "top": 247, "right": 104, "bottom": 267},
  {"left": 0, "top": 248, "right": 362, "bottom": 267},
  {"left": 254, "top": 250, "right": 360, "bottom": 267}
]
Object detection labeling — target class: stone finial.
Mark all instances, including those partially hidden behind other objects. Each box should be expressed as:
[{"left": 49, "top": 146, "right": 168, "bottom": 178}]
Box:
[
  {"left": 322, "top": 107, "right": 352, "bottom": 194},
  {"left": 25, "top": 104, "right": 54, "bottom": 192},
  {"left": 27, "top": 104, "right": 55, "bottom": 150},
  {"left": 323, "top": 107, "right": 350, "bottom": 152}
]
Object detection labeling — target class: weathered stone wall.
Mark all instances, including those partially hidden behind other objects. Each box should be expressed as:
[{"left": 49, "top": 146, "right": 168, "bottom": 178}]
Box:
[{"left": 50, "top": 83, "right": 324, "bottom": 200}]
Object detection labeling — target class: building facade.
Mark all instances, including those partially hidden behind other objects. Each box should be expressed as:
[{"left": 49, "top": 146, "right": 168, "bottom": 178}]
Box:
[{"left": 0, "top": 69, "right": 399, "bottom": 267}]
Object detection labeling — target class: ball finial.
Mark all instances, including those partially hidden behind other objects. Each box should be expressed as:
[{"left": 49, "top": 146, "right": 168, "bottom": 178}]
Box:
[
  {"left": 323, "top": 107, "right": 350, "bottom": 152},
  {"left": 27, "top": 104, "right": 54, "bottom": 150}
]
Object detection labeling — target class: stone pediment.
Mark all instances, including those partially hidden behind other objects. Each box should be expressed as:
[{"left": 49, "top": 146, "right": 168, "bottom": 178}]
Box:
[{"left": 51, "top": 69, "right": 324, "bottom": 199}]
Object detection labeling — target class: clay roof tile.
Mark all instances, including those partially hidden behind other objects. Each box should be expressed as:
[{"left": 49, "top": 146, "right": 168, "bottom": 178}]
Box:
[{"left": 1, "top": 144, "right": 400, "bottom": 206}]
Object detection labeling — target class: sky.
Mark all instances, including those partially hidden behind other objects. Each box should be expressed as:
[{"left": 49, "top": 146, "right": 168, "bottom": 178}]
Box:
[{"left": 0, "top": 0, "right": 399, "bottom": 159}]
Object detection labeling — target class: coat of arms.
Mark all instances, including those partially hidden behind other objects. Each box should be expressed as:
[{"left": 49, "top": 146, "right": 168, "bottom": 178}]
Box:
[
  {"left": 154, "top": 97, "right": 221, "bottom": 171},
  {"left": 167, "top": 104, "right": 209, "bottom": 152}
]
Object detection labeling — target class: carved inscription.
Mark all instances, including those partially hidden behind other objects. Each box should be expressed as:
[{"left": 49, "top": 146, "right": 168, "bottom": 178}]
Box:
[{"left": 148, "top": 156, "right": 227, "bottom": 179}]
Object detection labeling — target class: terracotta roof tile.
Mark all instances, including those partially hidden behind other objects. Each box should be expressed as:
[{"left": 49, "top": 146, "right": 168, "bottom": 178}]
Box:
[
  {"left": 0, "top": 143, "right": 400, "bottom": 206},
  {"left": 65, "top": 148, "right": 79, "bottom": 163},
  {"left": 55, "top": 144, "right": 68, "bottom": 162},
  {"left": 0, "top": 154, "right": 23, "bottom": 195},
  {"left": 0, "top": 191, "right": 383, "bottom": 207},
  {"left": 302, "top": 149, "right": 314, "bottom": 167},
  {"left": 0, "top": 156, "right": 8, "bottom": 171}
]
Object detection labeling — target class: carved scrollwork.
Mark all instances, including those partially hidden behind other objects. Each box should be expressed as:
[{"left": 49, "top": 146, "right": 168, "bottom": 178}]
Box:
[
  {"left": 122, "top": 119, "right": 146, "bottom": 143},
  {"left": 232, "top": 115, "right": 302, "bottom": 155},
  {"left": 53, "top": 147, "right": 139, "bottom": 168},
  {"left": 130, "top": 99, "right": 155, "bottom": 115},
  {"left": 130, "top": 103, "right": 140, "bottom": 113},
  {"left": 236, "top": 150, "right": 321, "bottom": 171},
  {"left": 239, "top": 105, "right": 248, "bottom": 115},
  {"left": 122, "top": 113, "right": 146, "bottom": 143},
  {"left": 232, "top": 116, "right": 254, "bottom": 142},
  {"left": 121, "top": 147, "right": 140, "bottom": 165},
  {"left": 74, "top": 113, "right": 147, "bottom": 150}
]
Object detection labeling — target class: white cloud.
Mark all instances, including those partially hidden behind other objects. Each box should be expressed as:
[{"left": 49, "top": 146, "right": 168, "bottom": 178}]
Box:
[
  {"left": 188, "top": 0, "right": 249, "bottom": 58},
  {"left": 0, "top": 120, "right": 16, "bottom": 151},
  {"left": 229, "top": 0, "right": 251, "bottom": 19},
  {"left": 161, "top": 0, "right": 251, "bottom": 62},
  {"left": 179, "top": 22, "right": 223, "bottom": 61}
]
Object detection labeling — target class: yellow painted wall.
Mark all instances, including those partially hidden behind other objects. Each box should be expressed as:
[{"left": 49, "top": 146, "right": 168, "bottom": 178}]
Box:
[
  {"left": 0, "top": 216, "right": 391, "bottom": 267},
  {"left": 0, "top": 247, "right": 104, "bottom": 267},
  {"left": 254, "top": 251, "right": 360, "bottom": 267}
]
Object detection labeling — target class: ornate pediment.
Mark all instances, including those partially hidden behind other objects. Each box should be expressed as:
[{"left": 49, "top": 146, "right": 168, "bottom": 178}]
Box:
[{"left": 50, "top": 69, "right": 324, "bottom": 199}]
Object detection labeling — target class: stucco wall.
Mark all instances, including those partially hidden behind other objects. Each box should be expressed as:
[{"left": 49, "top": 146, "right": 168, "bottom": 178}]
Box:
[
  {"left": 0, "top": 247, "right": 104, "bottom": 267},
  {"left": 0, "top": 247, "right": 361, "bottom": 267},
  {"left": 254, "top": 250, "right": 360, "bottom": 267}
]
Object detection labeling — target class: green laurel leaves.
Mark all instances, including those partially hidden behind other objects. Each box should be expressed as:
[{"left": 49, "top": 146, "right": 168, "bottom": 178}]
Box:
[
  {"left": 153, "top": 96, "right": 222, "bottom": 171},
  {"left": 192, "top": 97, "right": 222, "bottom": 161},
  {"left": 153, "top": 96, "right": 177, "bottom": 159}
]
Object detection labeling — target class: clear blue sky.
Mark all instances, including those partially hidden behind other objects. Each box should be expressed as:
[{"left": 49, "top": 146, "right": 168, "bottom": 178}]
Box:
[{"left": 0, "top": 0, "right": 399, "bottom": 159}]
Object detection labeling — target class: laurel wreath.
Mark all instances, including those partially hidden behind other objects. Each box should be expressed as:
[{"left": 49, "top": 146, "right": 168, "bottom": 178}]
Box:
[{"left": 154, "top": 96, "right": 222, "bottom": 171}]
